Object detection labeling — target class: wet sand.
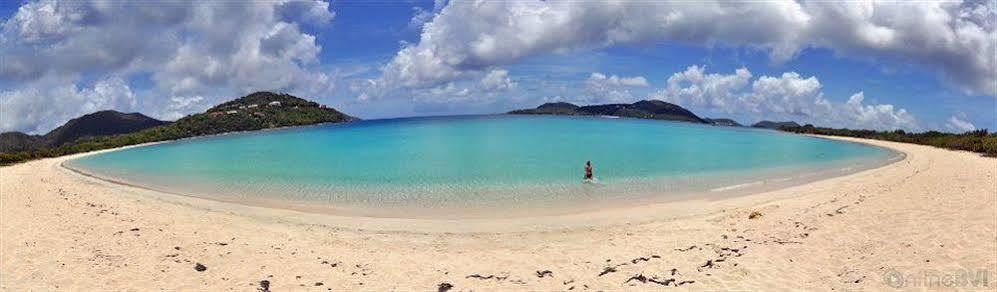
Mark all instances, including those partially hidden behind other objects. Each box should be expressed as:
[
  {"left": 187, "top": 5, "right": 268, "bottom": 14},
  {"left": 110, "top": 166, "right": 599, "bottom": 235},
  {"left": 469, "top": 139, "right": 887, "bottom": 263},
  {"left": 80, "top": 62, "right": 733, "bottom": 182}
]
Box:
[{"left": 1, "top": 136, "right": 994, "bottom": 290}]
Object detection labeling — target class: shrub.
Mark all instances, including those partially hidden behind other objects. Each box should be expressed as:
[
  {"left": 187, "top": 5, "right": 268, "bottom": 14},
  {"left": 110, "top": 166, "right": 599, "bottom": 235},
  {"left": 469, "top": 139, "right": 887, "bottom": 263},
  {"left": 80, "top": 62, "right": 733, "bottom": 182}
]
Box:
[{"left": 782, "top": 125, "right": 996, "bottom": 157}]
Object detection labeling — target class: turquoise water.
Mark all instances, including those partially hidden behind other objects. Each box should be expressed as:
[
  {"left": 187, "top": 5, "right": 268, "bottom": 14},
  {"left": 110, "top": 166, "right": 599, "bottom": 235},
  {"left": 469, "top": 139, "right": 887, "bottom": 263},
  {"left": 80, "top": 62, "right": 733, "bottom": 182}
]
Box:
[{"left": 67, "top": 115, "right": 897, "bottom": 215}]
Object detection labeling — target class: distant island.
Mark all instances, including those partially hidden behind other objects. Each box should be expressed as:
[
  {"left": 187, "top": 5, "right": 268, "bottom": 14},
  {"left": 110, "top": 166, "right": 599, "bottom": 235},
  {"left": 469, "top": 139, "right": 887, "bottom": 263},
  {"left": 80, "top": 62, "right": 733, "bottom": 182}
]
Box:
[
  {"left": 509, "top": 100, "right": 994, "bottom": 157},
  {"left": 704, "top": 118, "right": 742, "bottom": 127},
  {"left": 509, "top": 100, "right": 709, "bottom": 124},
  {"left": 0, "top": 92, "right": 355, "bottom": 165},
  {"left": 751, "top": 120, "right": 801, "bottom": 130}
]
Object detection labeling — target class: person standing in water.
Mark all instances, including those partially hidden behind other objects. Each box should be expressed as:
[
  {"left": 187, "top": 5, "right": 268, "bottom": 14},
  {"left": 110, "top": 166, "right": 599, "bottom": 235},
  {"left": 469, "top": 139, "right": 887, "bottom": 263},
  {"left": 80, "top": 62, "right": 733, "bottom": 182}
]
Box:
[{"left": 584, "top": 161, "right": 594, "bottom": 181}]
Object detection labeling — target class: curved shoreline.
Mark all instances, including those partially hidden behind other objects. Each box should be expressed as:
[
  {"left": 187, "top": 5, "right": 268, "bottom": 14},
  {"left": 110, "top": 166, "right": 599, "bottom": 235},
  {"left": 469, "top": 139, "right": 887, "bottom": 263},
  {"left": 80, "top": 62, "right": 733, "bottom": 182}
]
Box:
[
  {"left": 3, "top": 135, "right": 994, "bottom": 290},
  {"left": 51, "top": 134, "right": 904, "bottom": 232},
  {"left": 57, "top": 115, "right": 903, "bottom": 222}
]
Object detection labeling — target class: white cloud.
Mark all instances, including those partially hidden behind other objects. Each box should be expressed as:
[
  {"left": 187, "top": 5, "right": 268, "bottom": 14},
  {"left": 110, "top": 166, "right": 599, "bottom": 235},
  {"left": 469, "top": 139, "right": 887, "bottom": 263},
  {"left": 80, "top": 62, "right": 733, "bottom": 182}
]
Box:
[
  {"left": 158, "top": 96, "right": 208, "bottom": 121},
  {"left": 1, "top": 77, "right": 137, "bottom": 134},
  {"left": 658, "top": 66, "right": 751, "bottom": 111},
  {"left": 0, "top": 0, "right": 336, "bottom": 133},
  {"left": 832, "top": 92, "right": 917, "bottom": 131},
  {"left": 348, "top": 67, "right": 518, "bottom": 108},
  {"left": 587, "top": 73, "right": 649, "bottom": 88},
  {"left": 654, "top": 66, "right": 918, "bottom": 130},
  {"left": 427, "top": 83, "right": 470, "bottom": 98},
  {"left": 480, "top": 69, "right": 515, "bottom": 91},
  {"left": 946, "top": 114, "right": 977, "bottom": 132},
  {"left": 277, "top": 0, "right": 335, "bottom": 25},
  {"left": 408, "top": 0, "right": 448, "bottom": 31},
  {"left": 1, "top": 0, "right": 83, "bottom": 43},
  {"left": 409, "top": 7, "right": 435, "bottom": 30},
  {"left": 383, "top": 0, "right": 996, "bottom": 95},
  {"left": 571, "top": 72, "right": 651, "bottom": 104},
  {"left": 747, "top": 72, "right": 825, "bottom": 117}
]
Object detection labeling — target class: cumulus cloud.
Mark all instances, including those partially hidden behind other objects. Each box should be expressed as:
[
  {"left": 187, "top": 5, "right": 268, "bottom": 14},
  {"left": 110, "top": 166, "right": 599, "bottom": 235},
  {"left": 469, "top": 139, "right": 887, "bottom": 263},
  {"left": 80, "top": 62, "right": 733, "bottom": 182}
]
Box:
[
  {"left": 587, "top": 73, "right": 649, "bottom": 88},
  {"left": 946, "top": 114, "right": 977, "bottom": 132},
  {"left": 159, "top": 96, "right": 209, "bottom": 121},
  {"left": 568, "top": 72, "right": 651, "bottom": 104},
  {"left": 409, "top": 8, "right": 435, "bottom": 30},
  {"left": 832, "top": 92, "right": 917, "bottom": 131},
  {"left": 277, "top": 0, "right": 335, "bottom": 25},
  {"left": 0, "top": 0, "right": 336, "bottom": 133},
  {"left": 479, "top": 69, "right": 516, "bottom": 91},
  {"left": 1, "top": 77, "right": 137, "bottom": 134},
  {"left": 408, "top": 0, "right": 448, "bottom": 31},
  {"left": 746, "top": 72, "right": 826, "bottom": 117},
  {"left": 383, "top": 0, "right": 996, "bottom": 94},
  {"left": 654, "top": 65, "right": 918, "bottom": 130},
  {"left": 660, "top": 66, "right": 751, "bottom": 111},
  {"left": 427, "top": 83, "right": 470, "bottom": 98},
  {"left": 349, "top": 67, "right": 517, "bottom": 107}
]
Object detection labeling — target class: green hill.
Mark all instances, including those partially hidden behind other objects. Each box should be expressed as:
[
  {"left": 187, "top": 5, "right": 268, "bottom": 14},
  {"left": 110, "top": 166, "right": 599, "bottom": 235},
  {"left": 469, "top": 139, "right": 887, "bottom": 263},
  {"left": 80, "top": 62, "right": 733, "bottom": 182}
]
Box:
[
  {"left": 0, "top": 92, "right": 355, "bottom": 165},
  {"left": 509, "top": 100, "right": 707, "bottom": 123},
  {"left": 751, "top": 120, "right": 801, "bottom": 130},
  {"left": 0, "top": 111, "right": 167, "bottom": 152},
  {"left": 149, "top": 91, "right": 355, "bottom": 137}
]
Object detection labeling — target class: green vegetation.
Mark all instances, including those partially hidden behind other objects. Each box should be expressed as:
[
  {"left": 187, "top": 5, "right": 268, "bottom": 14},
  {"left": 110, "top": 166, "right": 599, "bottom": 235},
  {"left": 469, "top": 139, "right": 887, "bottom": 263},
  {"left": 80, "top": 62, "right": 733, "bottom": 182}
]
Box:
[
  {"left": 509, "top": 100, "right": 707, "bottom": 123},
  {"left": 0, "top": 92, "right": 355, "bottom": 166},
  {"left": 781, "top": 124, "right": 997, "bottom": 157},
  {"left": 0, "top": 111, "right": 167, "bottom": 153},
  {"left": 751, "top": 120, "right": 800, "bottom": 129}
]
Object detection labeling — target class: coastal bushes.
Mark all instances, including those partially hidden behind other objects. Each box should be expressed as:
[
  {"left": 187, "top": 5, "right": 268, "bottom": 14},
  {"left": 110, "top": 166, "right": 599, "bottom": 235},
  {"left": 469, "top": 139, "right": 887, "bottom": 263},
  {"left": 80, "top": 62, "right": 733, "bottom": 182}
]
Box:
[{"left": 781, "top": 125, "right": 997, "bottom": 157}]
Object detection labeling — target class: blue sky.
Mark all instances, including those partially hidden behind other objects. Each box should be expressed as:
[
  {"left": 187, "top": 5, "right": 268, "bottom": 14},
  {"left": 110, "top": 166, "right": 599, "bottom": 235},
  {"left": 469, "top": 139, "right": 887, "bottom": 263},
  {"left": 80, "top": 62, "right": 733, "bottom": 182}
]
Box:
[{"left": 1, "top": 0, "right": 994, "bottom": 134}]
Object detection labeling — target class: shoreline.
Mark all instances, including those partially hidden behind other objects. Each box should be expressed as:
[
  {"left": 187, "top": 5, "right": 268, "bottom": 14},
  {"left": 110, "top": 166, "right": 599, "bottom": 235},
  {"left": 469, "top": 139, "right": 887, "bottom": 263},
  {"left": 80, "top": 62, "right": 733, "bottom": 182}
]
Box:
[
  {"left": 2, "top": 136, "right": 993, "bottom": 290},
  {"left": 55, "top": 134, "right": 902, "bottom": 229}
]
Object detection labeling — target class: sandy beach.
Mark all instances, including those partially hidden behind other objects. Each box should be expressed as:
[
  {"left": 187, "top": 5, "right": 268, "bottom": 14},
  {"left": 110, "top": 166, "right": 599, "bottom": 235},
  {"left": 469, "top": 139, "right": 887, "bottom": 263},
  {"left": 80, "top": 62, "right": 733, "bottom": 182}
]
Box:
[{"left": 1, "top": 136, "right": 994, "bottom": 290}]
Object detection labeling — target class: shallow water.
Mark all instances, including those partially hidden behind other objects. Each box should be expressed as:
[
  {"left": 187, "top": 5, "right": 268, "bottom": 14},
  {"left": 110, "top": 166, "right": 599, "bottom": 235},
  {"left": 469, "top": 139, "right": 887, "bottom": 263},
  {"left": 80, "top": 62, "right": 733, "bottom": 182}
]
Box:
[{"left": 66, "top": 115, "right": 898, "bottom": 217}]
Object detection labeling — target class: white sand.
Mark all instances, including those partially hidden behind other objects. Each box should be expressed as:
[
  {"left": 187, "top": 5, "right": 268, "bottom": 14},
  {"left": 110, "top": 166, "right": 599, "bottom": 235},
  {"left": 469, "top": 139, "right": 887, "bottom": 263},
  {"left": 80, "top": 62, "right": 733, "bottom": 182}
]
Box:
[{"left": 1, "top": 136, "right": 994, "bottom": 290}]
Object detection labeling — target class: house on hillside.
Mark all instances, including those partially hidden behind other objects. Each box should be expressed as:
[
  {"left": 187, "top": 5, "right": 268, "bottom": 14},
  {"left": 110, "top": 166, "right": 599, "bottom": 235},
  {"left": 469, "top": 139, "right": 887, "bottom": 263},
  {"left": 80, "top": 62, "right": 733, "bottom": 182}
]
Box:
[{"left": 268, "top": 101, "right": 281, "bottom": 106}]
